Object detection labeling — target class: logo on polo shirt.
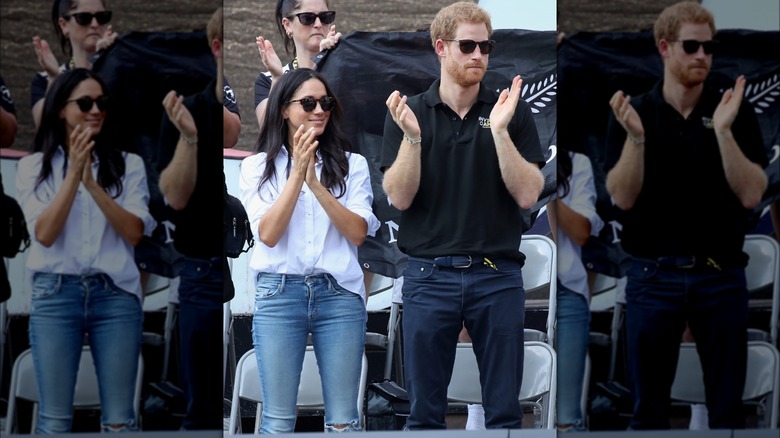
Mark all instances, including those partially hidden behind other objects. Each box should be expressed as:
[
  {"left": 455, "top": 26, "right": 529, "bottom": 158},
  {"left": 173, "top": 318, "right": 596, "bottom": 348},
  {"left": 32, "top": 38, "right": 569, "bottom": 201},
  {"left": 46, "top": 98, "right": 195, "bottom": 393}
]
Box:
[
  {"left": 701, "top": 116, "right": 714, "bottom": 129},
  {"left": 478, "top": 116, "right": 491, "bottom": 128}
]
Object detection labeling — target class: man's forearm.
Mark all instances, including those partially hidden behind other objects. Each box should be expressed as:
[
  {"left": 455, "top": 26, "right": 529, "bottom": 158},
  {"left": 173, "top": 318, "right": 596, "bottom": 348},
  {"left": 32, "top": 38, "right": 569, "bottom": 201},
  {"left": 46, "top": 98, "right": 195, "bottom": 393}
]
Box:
[
  {"left": 493, "top": 130, "right": 544, "bottom": 209},
  {"left": 160, "top": 137, "right": 198, "bottom": 210},
  {"left": 382, "top": 139, "right": 421, "bottom": 211}
]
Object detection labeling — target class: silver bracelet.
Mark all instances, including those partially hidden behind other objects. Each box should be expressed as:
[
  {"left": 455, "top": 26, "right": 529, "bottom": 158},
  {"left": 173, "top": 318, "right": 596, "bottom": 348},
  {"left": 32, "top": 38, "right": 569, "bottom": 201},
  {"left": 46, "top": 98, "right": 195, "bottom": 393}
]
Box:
[
  {"left": 404, "top": 134, "right": 422, "bottom": 145},
  {"left": 181, "top": 134, "right": 198, "bottom": 145},
  {"left": 629, "top": 135, "right": 645, "bottom": 145}
]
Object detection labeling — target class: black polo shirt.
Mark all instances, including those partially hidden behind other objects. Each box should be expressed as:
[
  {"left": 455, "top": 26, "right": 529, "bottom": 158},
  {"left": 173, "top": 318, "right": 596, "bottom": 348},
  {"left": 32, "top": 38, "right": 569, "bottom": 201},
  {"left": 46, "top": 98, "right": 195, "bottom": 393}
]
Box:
[
  {"left": 158, "top": 79, "right": 223, "bottom": 259},
  {"left": 381, "top": 79, "right": 545, "bottom": 261},
  {"left": 605, "top": 80, "right": 768, "bottom": 263}
]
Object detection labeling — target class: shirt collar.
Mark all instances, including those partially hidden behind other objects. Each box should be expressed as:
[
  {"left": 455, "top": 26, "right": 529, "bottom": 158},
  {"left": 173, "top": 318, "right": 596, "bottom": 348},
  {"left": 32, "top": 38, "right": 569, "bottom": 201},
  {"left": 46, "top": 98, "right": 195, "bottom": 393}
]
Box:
[{"left": 423, "top": 78, "right": 498, "bottom": 108}]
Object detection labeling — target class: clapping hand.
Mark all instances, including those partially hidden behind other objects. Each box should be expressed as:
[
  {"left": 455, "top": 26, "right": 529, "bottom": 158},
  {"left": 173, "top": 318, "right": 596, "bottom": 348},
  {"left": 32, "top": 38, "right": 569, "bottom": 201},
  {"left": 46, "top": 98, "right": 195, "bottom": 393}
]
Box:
[
  {"left": 291, "top": 124, "right": 319, "bottom": 183},
  {"left": 713, "top": 75, "right": 745, "bottom": 135},
  {"left": 319, "top": 25, "right": 341, "bottom": 51},
  {"left": 490, "top": 75, "right": 522, "bottom": 132},
  {"left": 162, "top": 91, "right": 197, "bottom": 142},
  {"left": 96, "top": 24, "right": 118, "bottom": 52},
  {"left": 609, "top": 90, "right": 645, "bottom": 143},
  {"left": 33, "top": 36, "right": 60, "bottom": 78},
  {"left": 67, "top": 124, "right": 95, "bottom": 183},
  {"left": 256, "top": 36, "right": 284, "bottom": 79},
  {"left": 386, "top": 91, "right": 420, "bottom": 140}
]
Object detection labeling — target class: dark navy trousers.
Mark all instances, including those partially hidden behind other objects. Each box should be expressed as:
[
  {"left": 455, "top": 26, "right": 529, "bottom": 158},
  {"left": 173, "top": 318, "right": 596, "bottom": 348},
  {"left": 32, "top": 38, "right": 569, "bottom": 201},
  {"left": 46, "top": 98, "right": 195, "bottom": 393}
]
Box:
[
  {"left": 625, "top": 258, "right": 748, "bottom": 430},
  {"left": 401, "top": 256, "right": 526, "bottom": 430}
]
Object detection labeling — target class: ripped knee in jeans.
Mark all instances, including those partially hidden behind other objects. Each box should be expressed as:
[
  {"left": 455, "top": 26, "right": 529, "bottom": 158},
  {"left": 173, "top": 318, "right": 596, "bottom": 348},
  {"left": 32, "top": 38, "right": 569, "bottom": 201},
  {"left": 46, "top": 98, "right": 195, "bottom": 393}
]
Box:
[
  {"left": 324, "top": 420, "right": 360, "bottom": 432},
  {"left": 101, "top": 420, "right": 137, "bottom": 433}
]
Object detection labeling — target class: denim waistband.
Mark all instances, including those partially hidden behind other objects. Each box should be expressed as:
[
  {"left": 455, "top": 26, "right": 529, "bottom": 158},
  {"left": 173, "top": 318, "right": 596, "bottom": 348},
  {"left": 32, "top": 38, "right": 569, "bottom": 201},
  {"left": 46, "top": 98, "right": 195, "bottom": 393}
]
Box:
[
  {"left": 257, "top": 272, "right": 333, "bottom": 285},
  {"left": 34, "top": 272, "right": 112, "bottom": 284}
]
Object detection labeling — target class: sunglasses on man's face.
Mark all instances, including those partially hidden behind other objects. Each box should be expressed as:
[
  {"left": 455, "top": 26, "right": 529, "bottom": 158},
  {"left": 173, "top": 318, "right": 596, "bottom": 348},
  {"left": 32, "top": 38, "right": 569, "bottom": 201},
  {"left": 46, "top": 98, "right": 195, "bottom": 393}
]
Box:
[
  {"left": 673, "top": 39, "right": 718, "bottom": 55},
  {"left": 287, "top": 96, "right": 336, "bottom": 112},
  {"left": 291, "top": 11, "right": 336, "bottom": 26},
  {"left": 442, "top": 39, "right": 496, "bottom": 55},
  {"left": 64, "top": 11, "right": 112, "bottom": 26},
  {"left": 67, "top": 96, "right": 109, "bottom": 113}
]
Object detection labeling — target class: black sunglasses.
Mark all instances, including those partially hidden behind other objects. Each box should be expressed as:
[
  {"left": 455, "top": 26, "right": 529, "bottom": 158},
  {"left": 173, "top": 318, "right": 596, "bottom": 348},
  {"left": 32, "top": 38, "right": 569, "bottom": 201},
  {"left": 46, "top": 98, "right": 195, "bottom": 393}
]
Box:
[
  {"left": 66, "top": 96, "right": 109, "bottom": 112},
  {"left": 290, "top": 11, "right": 336, "bottom": 26},
  {"left": 442, "top": 39, "right": 496, "bottom": 55},
  {"left": 64, "top": 11, "right": 112, "bottom": 26},
  {"left": 286, "top": 96, "right": 335, "bottom": 112},
  {"left": 673, "top": 39, "right": 718, "bottom": 55}
]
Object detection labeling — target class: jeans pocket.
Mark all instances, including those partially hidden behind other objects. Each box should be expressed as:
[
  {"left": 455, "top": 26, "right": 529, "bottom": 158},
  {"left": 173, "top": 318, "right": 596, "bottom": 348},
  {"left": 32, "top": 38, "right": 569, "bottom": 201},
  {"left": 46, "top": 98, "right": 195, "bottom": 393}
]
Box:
[
  {"left": 403, "top": 261, "right": 436, "bottom": 281},
  {"left": 628, "top": 259, "right": 659, "bottom": 280},
  {"left": 255, "top": 275, "right": 283, "bottom": 300},
  {"left": 31, "top": 273, "right": 60, "bottom": 300},
  {"left": 103, "top": 275, "right": 135, "bottom": 297}
]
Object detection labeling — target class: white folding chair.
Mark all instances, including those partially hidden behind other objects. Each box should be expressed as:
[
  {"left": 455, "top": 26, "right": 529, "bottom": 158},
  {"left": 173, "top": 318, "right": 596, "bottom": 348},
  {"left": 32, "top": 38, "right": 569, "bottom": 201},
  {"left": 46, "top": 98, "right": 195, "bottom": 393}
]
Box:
[
  {"left": 447, "top": 341, "right": 557, "bottom": 429},
  {"left": 4, "top": 345, "right": 144, "bottom": 434},
  {"left": 743, "top": 234, "right": 780, "bottom": 346},
  {"left": 519, "top": 234, "right": 557, "bottom": 346},
  {"left": 227, "top": 346, "right": 369, "bottom": 434},
  {"left": 671, "top": 340, "right": 780, "bottom": 429}
]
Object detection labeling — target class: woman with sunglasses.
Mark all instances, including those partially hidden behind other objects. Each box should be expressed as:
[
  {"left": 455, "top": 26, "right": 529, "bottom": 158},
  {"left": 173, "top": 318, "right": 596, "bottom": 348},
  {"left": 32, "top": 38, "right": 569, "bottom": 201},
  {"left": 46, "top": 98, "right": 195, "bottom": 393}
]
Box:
[
  {"left": 31, "top": 0, "right": 117, "bottom": 129},
  {"left": 15, "top": 68, "right": 155, "bottom": 434},
  {"left": 254, "top": 0, "right": 341, "bottom": 129},
  {"left": 239, "top": 68, "right": 378, "bottom": 434}
]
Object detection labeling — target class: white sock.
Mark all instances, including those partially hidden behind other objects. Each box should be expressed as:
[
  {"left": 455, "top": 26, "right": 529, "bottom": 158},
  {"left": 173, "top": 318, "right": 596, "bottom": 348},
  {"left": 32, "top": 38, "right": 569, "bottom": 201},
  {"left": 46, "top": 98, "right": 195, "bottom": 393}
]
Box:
[
  {"left": 466, "top": 404, "right": 485, "bottom": 430},
  {"left": 689, "top": 403, "right": 709, "bottom": 430}
]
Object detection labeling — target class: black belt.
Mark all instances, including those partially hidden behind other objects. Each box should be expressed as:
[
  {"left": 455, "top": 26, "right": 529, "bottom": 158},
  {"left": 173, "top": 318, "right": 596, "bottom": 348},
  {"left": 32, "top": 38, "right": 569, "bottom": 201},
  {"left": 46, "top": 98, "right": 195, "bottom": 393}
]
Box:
[
  {"left": 654, "top": 256, "right": 722, "bottom": 270},
  {"left": 410, "top": 255, "right": 500, "bottom": 270}
]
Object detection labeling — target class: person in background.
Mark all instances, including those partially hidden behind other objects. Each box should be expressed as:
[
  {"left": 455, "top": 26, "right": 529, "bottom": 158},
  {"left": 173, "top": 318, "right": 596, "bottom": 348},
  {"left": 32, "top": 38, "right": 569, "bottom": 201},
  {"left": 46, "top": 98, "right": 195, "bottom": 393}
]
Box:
[
  {"left": 239, "top": 67, "right": 378, "bottom": 433},
  {"left": 15, "top": 68, "right": 155, "bottom": 434},
  {"left": 548, "top": 146, "right": 603, "bottom": 432},
  {"left": 1, "top": 75, "right": 18, "bottom": 148},
  {"left": 380, "top": 1, "right": 545, "bottom": 430},
  {"left": 253, "top": 0, "right": 340, "bottom": 128},
  {"left": 31, "top": 0, "right": 117, "bottom": 129},
  {"left": 157, "top": 7, "right": 226, "bottom": 431},
  {"left": 1, "top": 75, "right": 19, "bottom": 303},
  {"left": 605, "top": 1, "right": 768, "bottom": 429}
]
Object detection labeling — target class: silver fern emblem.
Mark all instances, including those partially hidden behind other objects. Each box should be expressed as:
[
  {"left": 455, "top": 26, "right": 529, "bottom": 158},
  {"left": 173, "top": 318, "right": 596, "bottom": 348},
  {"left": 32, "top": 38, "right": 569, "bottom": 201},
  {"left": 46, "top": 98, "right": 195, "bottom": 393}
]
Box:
[
  {"left": 746, "top": 74, "right": 779, "bottom": 115},
  {"left": 521, "top": 72, "right": 557, "bottom": 114}
]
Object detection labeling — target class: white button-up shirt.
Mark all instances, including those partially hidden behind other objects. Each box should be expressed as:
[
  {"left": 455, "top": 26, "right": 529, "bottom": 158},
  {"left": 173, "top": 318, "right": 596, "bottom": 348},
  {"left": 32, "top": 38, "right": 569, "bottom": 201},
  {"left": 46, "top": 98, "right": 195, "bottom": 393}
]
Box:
[
  {"left": 16, "top": 147, "right": 156, "bottom": 299},
  {"left": 239, "top": 147, "right": 380, "bottom": 301},
  {"left": 557, "top": 151, "right": 604, "bottom": 300}
]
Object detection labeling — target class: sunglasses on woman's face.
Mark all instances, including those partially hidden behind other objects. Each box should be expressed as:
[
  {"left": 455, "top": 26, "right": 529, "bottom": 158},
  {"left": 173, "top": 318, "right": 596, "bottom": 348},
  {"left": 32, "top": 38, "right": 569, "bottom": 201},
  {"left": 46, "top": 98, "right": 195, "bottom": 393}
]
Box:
[
  {"left": 672, "top": 39, "right": 718, "bottom": 55},
  {"left": 64, "top": 11, "right": 112, "bottom": 26},
  {"left": 291, "top": 11, "right": 336, "bottom": 26},
  {"left": 286, "top": 96, "right": 335, "bottom": 112},
  {"left": 66, "top": 96, "right": 109, "bottom": 113},
  {"left": 442, "top": 39, "right": 496, "bottom": 55}
]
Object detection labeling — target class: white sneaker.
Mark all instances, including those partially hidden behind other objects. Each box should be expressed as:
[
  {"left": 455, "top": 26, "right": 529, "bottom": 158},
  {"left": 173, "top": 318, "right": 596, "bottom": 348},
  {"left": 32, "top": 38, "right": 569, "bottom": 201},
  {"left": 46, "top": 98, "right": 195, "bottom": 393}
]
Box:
[
  {"left": 689, "top": 403, "right": 709, "bottom": 430},
  {"left": 466, "top": 404, "right": 485, "bottom": 430}
]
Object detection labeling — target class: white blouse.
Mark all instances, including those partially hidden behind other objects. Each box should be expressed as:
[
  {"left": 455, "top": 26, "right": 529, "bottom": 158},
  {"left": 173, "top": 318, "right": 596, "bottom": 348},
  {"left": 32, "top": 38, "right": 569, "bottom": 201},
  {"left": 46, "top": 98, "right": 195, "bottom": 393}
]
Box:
[
  {"left": 239, "top": 147, "right": 380, "bottom": 302},
  {"left": 16, "top": 147, "right": 156, "bottom": 299},
  {"left": 557, "top": 151, "right": 604, "bottom": 300}
]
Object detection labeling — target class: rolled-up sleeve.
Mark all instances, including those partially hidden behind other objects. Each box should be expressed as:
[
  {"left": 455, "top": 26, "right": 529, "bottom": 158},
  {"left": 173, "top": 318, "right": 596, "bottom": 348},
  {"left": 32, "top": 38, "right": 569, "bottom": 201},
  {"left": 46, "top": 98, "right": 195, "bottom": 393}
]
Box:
[
  {"left": 239, "top": 154, "right": 273, "bottom": 237},
  {"left": 346, "top": 154, "right": 380, "bottom": 237},
  {"left": 123, "top": 153, "right": 157, "bottom": 236},
  {"left": 569, "top": 153, "right": 604, "bottom": 237},
  {"left": 15, "top": 154, "right": 48, "bottom": 238}
]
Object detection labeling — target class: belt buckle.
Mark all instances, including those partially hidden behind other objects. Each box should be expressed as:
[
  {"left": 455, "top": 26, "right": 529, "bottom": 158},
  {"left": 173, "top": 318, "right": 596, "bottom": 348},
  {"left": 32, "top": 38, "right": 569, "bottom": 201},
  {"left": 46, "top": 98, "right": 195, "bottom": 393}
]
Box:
[
  {"left": 454, "top": 255, "right": 472, "bottom": 269},
  {"left": 678, "top": 256, "right": 696, "bottom": 269}
]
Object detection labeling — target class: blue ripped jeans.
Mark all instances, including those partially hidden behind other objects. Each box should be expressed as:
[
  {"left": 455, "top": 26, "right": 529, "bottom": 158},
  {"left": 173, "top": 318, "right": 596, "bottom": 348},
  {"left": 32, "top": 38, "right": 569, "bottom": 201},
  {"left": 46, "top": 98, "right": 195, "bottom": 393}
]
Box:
[
  {"left": 555, "top": 284, "right": 590, "bottom": 431},
  {"left": 28, "top": 272, "right": 142, "bottom": 434},
  {"left": 252, "top": 273, "right": 366, "bottom": 433}
]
